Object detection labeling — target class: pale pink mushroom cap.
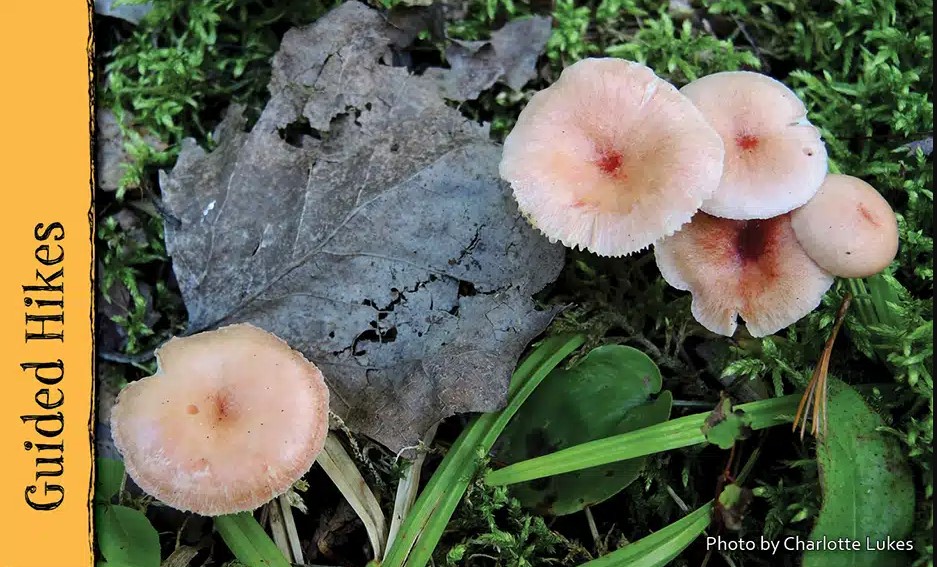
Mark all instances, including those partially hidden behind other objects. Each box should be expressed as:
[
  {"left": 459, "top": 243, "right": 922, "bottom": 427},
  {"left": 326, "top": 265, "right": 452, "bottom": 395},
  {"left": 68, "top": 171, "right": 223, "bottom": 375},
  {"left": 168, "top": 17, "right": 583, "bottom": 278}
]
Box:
[
  {"left": 680, "top": 71, "right": 828, "bottom": 220},
  {"left": 654, "top": 212, "right": 834, "bottom": 337},
  {"left": 110, "top": 324, "right": 330, "bottom": 516},
  {"left": 791, "top": 174, "right": 899, "bottom": 278},
  {"left": 499, "top": 58, "right": 725, "bottom": 257}
]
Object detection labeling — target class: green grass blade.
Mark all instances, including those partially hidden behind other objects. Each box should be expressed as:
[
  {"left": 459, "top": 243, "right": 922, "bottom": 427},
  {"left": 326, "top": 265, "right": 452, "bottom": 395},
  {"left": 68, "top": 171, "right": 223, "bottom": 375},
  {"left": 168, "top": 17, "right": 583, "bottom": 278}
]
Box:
[
  {"left": 486, "top": 394, "right": 799, "bottom": 486},
  {"left": 581, "top": 502, "right": 713, "bottom": 566},
  {"left": 214, "top": 512, "right": 292, "bottom": 567},
  {"left": 381, "top": 333, "right": 586, "bottom": 567}
]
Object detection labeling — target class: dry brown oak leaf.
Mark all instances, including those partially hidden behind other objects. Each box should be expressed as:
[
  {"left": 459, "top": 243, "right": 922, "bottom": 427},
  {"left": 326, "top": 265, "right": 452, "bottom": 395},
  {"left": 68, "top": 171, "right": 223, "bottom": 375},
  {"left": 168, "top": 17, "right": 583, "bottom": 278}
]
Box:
[{"left": 159, "top": 1, "right": 562, "bottom": 452}]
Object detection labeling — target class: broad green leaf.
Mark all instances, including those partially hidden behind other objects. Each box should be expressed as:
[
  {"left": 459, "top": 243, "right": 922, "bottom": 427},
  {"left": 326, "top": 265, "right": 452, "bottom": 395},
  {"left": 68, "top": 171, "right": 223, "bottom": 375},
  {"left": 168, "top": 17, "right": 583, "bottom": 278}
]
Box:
[
  {"left": 582, "top": 502, "right": 713, "bottom": 566},
  {"left": 496, "top": 345, "right": 672, "bottom": 515},
  {"left": 701, "top": 396, "right": 752, "bottom": 449},
  {"left": 95, "top": 504, "right": 161, "bottom": 567},
  {"left": 95, "top": 458, "right": 125, "bottom": 504},
  {"left": 214, "top": 513, "right": 291, "bottom": 567},
  {"left": 803, "top": 380, "right": 915, "bottom": 567}
]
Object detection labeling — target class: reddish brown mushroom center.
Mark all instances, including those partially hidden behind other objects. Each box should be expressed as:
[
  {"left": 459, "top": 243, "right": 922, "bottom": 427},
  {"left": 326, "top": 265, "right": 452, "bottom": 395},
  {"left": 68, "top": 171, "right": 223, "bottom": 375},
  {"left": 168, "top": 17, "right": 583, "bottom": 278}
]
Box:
[
  {"left": 211, "top": 390, "right": 236, "bottom": 421},
  {"left": 736, "top": 219, "right": 771, "bottom": 263},
  {"left": 736, "top": 134, "right": 760, "bottom": 151},
  {"left": 187, "top": 387, "right": 240, "bottom": 423},
  {"left": 594, "top": 147, "right": 625, "bottom": 177},
  {"left": 728, "top": 215, "right": 788, "bottom": 299}
]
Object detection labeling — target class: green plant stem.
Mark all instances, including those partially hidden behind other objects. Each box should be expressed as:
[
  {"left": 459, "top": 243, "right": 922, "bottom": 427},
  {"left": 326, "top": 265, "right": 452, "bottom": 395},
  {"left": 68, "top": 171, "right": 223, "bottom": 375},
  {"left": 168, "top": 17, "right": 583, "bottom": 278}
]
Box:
[
  {"left": 846, "top": 278, "right": 877, "bottom": 324},
  {"left": 486, "top": 394, "right": 800, "bottom": 486},
  {"left": 381, "top": 333, "right": 586, "bottom": 567}
]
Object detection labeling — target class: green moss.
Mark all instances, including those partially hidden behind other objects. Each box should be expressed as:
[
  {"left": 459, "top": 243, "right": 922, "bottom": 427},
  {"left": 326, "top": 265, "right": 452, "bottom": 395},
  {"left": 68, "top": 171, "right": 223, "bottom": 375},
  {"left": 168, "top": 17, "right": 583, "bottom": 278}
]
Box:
[
  {"left": 439, "top": 476, "right": 593, "bottom": 566},
  {"left": 102, "top": 0, "right": 337, "bottom": 197}
]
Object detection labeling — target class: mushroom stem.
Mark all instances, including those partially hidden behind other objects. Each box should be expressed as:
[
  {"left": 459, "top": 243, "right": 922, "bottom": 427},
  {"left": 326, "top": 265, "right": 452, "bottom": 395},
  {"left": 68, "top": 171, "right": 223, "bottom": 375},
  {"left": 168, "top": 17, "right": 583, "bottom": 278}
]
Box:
[
  {"left": 267, "top": 498, "right": 293, "bottom": 561},
  {"left": 282, "top": 496, "right": 305, "bottom": 564},
  {"left": 793, "top": 293, "right": 852, "bottom": 438},
  {"left": 385, "top": 425, "right": 438, "bottom": 561},
  {"left": 268, "top": 495, "right": 305, "bottom": 565},
  {"left": 317, "top": 432, "right": 388, "bottom": 559}
]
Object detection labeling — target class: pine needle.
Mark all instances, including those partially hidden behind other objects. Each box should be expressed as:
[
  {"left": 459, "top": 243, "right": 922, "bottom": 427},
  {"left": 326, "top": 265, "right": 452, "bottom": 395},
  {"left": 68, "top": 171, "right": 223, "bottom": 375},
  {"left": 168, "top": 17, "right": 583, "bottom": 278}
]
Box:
[{"left": 794, "top": 292, "right": 852, "bottom": 439}]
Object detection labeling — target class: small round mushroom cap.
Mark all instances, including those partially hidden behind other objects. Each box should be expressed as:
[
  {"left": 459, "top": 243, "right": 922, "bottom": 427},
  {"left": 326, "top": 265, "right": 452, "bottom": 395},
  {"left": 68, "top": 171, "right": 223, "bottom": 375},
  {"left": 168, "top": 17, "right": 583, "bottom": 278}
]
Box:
[
  {"left": 499, "top": 58, "right": 725, "bottom": 257},
  {"left": 790, "top": 174, "right": 899, "bottom": 278},
  {"left": 110, "top": 324, "right": 330, "bottom": 516},
  {"left": 654, "top": 212, "right": 834, "bottom": 337},
  {"left": 680, "top": 71, "right": 828, "bottom": 220}
]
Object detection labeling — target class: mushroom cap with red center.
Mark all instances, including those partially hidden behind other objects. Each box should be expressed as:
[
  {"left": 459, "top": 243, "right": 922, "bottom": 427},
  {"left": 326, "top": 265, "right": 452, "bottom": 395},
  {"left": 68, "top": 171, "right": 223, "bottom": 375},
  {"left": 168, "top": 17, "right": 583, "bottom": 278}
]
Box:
[
  {"left": 680, "top": 71, "right": 828, "bottom": 220},
  {"left": 654, "top": 212, "right": 834, "bottom": 337},
  {"left": 499, "top": 57, "right": 725, "bottom": 257},
  {"left": 790, "top": 174, "right": 899, "bottom": 278},
  {"left": 110, "top": 324, "right": 330, "bottom": 516}
]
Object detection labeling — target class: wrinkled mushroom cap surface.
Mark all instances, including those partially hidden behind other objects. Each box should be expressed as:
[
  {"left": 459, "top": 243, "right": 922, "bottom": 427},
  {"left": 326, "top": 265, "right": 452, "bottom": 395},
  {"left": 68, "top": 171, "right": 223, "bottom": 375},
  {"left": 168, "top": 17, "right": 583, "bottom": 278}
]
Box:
[
  {"left": 680, "top": 71, "right": 828, "bottom": 220},
  {"left": 500, "top": 57, "right": 725, "bottom": 257},
  {"left": 655, "top": 212, "right": 834, "bottom": 337},
  {"left": 790, "top": 174, "right": 899, "bottom": 278},
  {"left": 110, "top": 323, "right": 330, "bottom": 516}
]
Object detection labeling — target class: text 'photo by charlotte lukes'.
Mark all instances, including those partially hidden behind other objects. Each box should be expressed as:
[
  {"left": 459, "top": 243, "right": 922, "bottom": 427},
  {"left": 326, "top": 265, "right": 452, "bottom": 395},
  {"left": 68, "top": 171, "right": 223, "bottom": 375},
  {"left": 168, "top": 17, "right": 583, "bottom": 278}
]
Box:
[{"left": 89, "top": 1, "right": 931, "bottom": 567}]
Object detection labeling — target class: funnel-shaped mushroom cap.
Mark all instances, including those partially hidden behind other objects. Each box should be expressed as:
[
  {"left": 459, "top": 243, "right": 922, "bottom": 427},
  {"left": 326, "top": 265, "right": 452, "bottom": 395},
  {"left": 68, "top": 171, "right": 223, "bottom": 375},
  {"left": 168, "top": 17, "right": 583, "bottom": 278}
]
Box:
[
  {"left": 500, "top": 58, "right": 725, "bottom": 257},
  {"left": 110, "top": 324, "right": 330, "bottom": 516},
  {"left": 791, "top": 174, "right": 899, "bottom": 278},
  {"left": 680, "top": 71, "right": 828, "bottom": 220},
  {"left": 655, "top": 212, "right": 834, "bottom": 337}
]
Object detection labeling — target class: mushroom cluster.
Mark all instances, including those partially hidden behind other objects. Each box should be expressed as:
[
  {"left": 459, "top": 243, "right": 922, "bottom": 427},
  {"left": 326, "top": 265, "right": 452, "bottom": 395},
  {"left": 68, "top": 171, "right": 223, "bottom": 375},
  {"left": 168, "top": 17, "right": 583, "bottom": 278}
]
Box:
[
  {"left": 500, "top": 62, "right": 899, "bottom": 338},
  {"left": 110, "top": 323, "right": 330, "bottom": 516}
]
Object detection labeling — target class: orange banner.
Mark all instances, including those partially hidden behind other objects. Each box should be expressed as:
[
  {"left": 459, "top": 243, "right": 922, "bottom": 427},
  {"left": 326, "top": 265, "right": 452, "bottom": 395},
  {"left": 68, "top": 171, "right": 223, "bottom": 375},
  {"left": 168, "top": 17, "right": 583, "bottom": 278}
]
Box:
[{"left": 0, "top": 2, "right": 95, "bottom": 566}]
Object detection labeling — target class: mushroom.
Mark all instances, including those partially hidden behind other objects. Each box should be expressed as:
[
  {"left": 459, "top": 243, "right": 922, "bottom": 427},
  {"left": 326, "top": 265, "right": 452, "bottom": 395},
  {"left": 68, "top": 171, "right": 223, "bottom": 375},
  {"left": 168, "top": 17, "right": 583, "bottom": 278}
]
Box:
[
  {"left": 680, "top": 71, "right": 828, "bottom": 220},
  {"left": 499, "top": 57, "right": 725, "bottom": 257},
  {"left": 790, "top": 174, "right": 899, "bottom": 278},
  {"left": 654, "top": 211, "right": 834, "bottom": 337},
  {"left": 110, "top": 323, "right": 330, "bottom": 516}
]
